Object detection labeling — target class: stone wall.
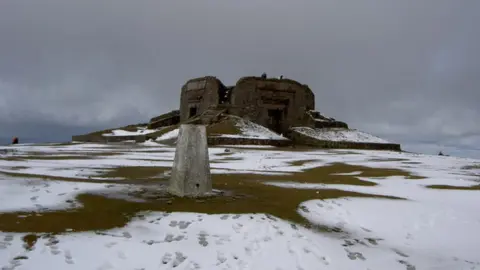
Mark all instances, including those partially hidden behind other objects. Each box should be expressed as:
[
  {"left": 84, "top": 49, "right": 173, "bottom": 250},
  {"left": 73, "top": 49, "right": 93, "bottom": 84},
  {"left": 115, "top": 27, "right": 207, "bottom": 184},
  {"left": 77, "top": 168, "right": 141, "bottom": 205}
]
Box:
[
  {"left": 149, "top": 112, "right": 180, "bottom": 129},
  {"left": 179, "top": 76, "right": 224, "bottom": 122},
  {"left": 150, "top": 110, "right": 180, "bottom": 123},
  {"left": 313, "top": 121, "right": 348, "bottom": 129},
  {"left": 285, "top": 129, "right": 402, "bottom": 151},
  {"left": 230, "top": 77, "right": 315, "bottom": 134},
  {"left": 207, "top": 136, "right": 292, "bottom": 147},
  {"left": 178, "top": 76, "right": 317, "bottom": 135}
]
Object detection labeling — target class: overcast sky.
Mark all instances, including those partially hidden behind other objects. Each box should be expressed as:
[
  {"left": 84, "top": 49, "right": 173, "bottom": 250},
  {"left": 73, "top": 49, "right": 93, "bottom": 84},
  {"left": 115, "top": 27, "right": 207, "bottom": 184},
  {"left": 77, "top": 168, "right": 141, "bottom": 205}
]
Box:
[{"left": 0, "top": 0, "right": 479, "bottom": 158}]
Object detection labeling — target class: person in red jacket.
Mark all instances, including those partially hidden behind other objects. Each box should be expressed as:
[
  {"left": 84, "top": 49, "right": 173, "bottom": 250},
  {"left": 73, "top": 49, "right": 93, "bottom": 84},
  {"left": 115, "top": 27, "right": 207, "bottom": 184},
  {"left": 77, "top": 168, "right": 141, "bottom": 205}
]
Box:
[{"left": 12, "top": 137, "right": 18, "bottom": 144}]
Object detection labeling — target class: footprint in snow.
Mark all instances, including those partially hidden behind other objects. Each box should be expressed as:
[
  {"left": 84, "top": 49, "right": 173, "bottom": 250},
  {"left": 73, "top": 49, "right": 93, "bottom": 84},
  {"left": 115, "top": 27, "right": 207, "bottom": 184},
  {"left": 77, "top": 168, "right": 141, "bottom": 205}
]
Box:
[
  {"left": 345, "top": 248, "right": 366, "bottom": 261},
  {"left": 104, "top": 242, "right": 118, "bottom": 248},
  {"left": 96, "top": 261, "right": 114, "bottom": 270},
  {"left": 232, "top": 223, "right": 243, "bottom": 233},
  {"left": 302, "top": 246, "right": 330, "bottom": 265},
  {"left": 198, "top": 232, "right": 209, "bottom": 247},
  {"left": 392, "top": 248, "right": 409, "bottom": 258},
  {"left": 178, "top": 221, "right": 191, "bottom": 229},
  {"left": 287, "top": 242, "right": 307, "bottom": 270},
  {"left": 117, "top": 251, "right": 127, "bottom": 260},
  {"left": 0, "top": 234, "right": 14, "bottom": 249},
  {"left": 398, "top": 260, "right": 416, "bottom": 270},
  {"left": 3, "top": 257, "right": 24, "bottom": 270},
  {"left": 213, "top": 234, "right": 231, "bottom": 245},
  {"left": 244, "top": 246, "right": 254, "bottom": 256},
  {"left": 164, "top": 234, "right": 185, "bottom": 243},
  {"left": 172, "top": 252, "right": 187, "bottom": 268},
  {"left": 45, "top": 237, "right": 61, "bottom": 255},
  {"left": 161, "top": 253, "right": 173, "bottom": 264},
  {"left": 64, "top": 250, "right": 74, "bottom": 264},
  {"left": 50, "top": 245, "right": 61, "bottom": 255},
  {"left": 216, "top": 251, "right": 227, "bottom": 265}
]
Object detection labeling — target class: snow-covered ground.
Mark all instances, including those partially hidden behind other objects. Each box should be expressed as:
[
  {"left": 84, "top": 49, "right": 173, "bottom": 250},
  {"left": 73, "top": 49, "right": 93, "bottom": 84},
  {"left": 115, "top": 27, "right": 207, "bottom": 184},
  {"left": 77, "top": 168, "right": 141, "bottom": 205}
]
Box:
[
  {"left": 103, "top": 127, "right": 158, "bottom": 137},
  {"left": 293, "top": 127, "right": 390, "bottom": 143},
  {"left": 0, "top": 143, "right": 479, "bottom": 269}
]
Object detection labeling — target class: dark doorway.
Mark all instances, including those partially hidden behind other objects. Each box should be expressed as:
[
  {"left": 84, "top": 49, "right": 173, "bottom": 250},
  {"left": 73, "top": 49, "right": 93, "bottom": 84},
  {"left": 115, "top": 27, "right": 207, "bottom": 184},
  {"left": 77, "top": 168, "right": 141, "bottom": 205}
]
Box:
[
  {"left": 189, "top": 107, "right": 198, "bottom": 118},
  {"left": 218, "top": 86, "right": 232, "bottom": 105},
  {"left": 267, "top": 109, "right": 283, "bottom": 133}
]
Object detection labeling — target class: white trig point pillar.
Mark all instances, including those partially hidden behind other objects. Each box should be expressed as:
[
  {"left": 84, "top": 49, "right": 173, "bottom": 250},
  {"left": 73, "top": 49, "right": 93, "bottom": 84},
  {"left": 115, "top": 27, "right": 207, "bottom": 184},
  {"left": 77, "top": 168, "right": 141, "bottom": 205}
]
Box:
[{"left": 168, "top": 124, "right": 212, "bottom": 197}]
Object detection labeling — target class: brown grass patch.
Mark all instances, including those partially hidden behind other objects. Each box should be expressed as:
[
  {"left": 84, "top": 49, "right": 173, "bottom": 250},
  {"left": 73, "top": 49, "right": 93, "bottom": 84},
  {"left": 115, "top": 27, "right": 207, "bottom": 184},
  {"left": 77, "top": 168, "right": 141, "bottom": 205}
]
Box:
[
  {"left": 0, "top": 162, "right": 417, "bottom": 233},
  {"left": 207, "top": 119, "right": 241, "bottom": 136},
  {"left": 13, "top": 151, "right": 121, "bottom": 159},
  {"left": 253, "top": 162, "right": 424, "bottom": 185},
  {"left": 5, "top": 166, "right": 30, "bottom": 171},
  {"left": 0, "top": 174, "right": 402, "bottom": 233},
  {"left": 0, "top": 171, "right": 120, "bottom": 184},
  {"left": 368, "top": 158, "right": 410, "bottom": 162},
  {"left": 0, "top": 156, "right": 25, "bottom": 161},
  {"left": 19, "top": 156, "right": 95, "bottom": 160},
  {"left": 210, "top": 157, "right": 244, "bottom": 163},
  {"left": 0, "top": 165, "right": 171, "bottom": 185},
  {"left": 98, "top": 166, "right": 171, "bottom": 180},
  {"left": 426, "top": 184, "right": 480, "bottom": 190},
  {"left": 288, "top": 159, "right": 319, "bottom": 166}
]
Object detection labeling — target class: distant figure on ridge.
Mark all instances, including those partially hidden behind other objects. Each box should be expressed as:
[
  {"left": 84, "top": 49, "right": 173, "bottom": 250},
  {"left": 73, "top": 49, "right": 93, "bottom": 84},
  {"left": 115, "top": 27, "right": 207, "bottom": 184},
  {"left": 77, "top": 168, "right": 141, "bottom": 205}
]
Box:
[
  {"left": 12, "top": 137, "right": 18, "bottom": 144},
  {"left": 261, "top": 73, "right": 267, "bottom": 79}
]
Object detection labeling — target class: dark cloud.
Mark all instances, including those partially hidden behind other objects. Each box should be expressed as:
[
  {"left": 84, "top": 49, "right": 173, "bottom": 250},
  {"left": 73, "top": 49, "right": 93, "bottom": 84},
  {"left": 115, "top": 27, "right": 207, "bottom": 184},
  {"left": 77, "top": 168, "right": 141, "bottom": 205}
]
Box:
[{"left": 1, "top": 0, "right": 479, "bottom": 158}]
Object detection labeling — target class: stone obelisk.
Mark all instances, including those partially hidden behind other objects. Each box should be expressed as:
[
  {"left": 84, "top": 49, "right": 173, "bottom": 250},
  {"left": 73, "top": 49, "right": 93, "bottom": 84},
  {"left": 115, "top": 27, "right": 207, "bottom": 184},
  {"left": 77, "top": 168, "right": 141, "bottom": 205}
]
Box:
[{"left": 168, "top": 124, "right": 212, "bottom": 197}]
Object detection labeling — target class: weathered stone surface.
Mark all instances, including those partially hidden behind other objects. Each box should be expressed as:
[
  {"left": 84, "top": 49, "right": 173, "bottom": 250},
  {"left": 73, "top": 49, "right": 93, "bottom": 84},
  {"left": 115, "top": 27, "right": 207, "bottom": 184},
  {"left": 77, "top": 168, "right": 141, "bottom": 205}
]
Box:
[
  {"left": 168, "top": 124, "right": 212, "bottom": 197},
  {"left": 207, "top": 136, "right": 292, "bottom": 147},
  {"left": 179, "top": 76, "right": 316, "bottom": 134}
]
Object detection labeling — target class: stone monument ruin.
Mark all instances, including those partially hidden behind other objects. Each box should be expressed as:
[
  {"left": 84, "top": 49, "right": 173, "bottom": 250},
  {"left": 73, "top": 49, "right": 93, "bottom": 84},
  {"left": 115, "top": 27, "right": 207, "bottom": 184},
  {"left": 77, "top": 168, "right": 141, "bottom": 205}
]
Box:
[
  {"left": 72, "top": 74, "right": 401, "bottom": 152},
  {"left": 168, "top": 124, "right": 212, "bottom": 197}
]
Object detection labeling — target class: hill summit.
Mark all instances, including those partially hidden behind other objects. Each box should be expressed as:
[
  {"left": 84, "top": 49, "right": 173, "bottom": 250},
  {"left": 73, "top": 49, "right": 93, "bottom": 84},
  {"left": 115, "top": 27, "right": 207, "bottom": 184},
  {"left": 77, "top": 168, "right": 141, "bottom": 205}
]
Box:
[{"left": 73, "top": 75, "right": 400, "bottom": 151}]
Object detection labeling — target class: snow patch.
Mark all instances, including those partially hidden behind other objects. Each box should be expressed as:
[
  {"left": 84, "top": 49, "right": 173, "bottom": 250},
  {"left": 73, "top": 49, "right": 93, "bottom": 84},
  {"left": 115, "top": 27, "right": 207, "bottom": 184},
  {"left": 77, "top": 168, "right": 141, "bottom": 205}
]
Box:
[
  {"left": 0, "top": 177, "right": 123, "bottom": 212},
  {"left": 215, "top": 117, "right": 288, "bottom": 140},
  {"left": 293, "top": 127, "right": 390, "bottom": 143},
  {"left": 155, "top": 129, "right": 180, "bottom": 141},
  {"left": 102, "top": 128, "right": 157, "bottom": 137}
]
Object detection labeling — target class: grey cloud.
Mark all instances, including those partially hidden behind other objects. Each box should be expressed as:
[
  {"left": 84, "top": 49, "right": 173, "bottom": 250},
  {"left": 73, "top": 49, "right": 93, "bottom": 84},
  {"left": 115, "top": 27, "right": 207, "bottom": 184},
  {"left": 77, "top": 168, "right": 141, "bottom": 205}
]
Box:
[{"left": 0, "top": 0, "right": 479, "bottom": 158}]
